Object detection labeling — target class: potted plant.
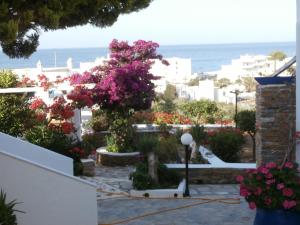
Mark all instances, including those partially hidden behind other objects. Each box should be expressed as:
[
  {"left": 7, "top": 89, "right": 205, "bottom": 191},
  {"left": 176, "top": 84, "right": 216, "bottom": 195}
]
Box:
[{"left": 237, "top": 162, "right": 300, "bottom": 225}]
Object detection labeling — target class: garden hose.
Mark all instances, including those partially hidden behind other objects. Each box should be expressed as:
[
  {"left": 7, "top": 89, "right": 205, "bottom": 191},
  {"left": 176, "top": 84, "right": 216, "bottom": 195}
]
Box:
[{"left": 97, "top": 188, "right": 241, "bottom": 225}]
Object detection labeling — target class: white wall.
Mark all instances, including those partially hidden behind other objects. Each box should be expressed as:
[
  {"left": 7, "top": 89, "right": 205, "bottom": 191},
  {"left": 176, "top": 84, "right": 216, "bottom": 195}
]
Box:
[
  {"left": 0, "top": 132, "right": 73, "bottom": 175},
  {"left": 0, "top": 151, "right": 97, "bottom": 225}
]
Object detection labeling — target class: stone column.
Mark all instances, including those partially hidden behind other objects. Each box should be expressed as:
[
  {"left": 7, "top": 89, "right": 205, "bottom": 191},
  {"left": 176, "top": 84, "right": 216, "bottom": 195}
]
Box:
[
  {"left": 256, "top": 84, "right": 295, "bottom": 166},
  {"left": 296, "top": 0, "right": 300, "bottom": 164}
]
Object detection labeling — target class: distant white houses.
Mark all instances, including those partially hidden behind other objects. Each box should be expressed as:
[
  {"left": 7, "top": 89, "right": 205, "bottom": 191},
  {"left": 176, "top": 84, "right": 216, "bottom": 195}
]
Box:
[
  {"left": 12, "top": 54, "right": 289, "bottom": 105},
  {"left": 216, "top": 54, "right": 293, "bottom": 82}
]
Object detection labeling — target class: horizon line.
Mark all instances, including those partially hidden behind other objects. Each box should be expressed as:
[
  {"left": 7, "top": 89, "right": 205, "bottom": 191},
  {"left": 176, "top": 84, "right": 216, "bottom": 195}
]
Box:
[{"left": 37, "top": 41, "right": 296, "bottom": 50}]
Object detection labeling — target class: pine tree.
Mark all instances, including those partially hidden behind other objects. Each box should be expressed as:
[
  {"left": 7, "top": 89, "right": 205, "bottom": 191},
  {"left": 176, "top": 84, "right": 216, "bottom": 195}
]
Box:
[{"left": 0, "top": 0, "right": 152, "bottom": 58}]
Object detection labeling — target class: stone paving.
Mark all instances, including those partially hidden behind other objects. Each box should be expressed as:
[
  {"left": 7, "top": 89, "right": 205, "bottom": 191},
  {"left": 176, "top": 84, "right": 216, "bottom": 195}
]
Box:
[{"left": 83, "top": 165, "right": 256, "bottom": 225}]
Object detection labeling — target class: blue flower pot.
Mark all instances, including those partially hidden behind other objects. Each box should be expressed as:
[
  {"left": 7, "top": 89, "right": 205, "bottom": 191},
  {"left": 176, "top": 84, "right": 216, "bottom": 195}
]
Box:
[{"left": 254, "top": 209, "right": 300, "bottom": 225}]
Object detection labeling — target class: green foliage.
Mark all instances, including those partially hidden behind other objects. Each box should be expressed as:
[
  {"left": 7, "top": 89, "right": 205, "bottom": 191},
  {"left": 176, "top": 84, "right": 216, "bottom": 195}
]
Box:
[
  {"left": 25, "top": 124, "right": 74, "bottom": 155},
  {"left": 236, "top": 110, "right": 256, "bottom": 137},
  {"left": 156, "top": 136, "right": 180, "bottom": 163},
  {"left": 215, "top": 78, "right": 231, "bottom": 88},
  {"left": 106, "top": 112, "right": 135, "bottom": 153},
  {"left": 74, "top": 161, "right": 83, "bottom": 176},
  {"left": 157, "top": 164, "right": 181, "bottom": 188},
  {"left": 81, "top": 132, "right": 105, "bottom": 156},
  {"left": 130, "top": 163, "right": 181, "bottom": 190},
  {"left": 0, "top": 0, "right": 153, "bottom": 58},
  {"left": 130, "top": 163, "right": 153, "bottom": 190},
  {"left": 209, "top": 128, "right": 244, "bottom": 162},
  {"left": 155, "top": 99, "right": 177, "bottom": 113},
  {"left": 216, "top": 102, "right": 235, "bottom": 121},
  {"left": 0, "top": 70, "right": 34, "bottom": 136},
  {"left": 136, "top": 134, "right": 159, "bottom": 154},
  {"left": 0, "top": 190, "right": 24, "bottom": 225},
  {"left": 163, "top": 84, "right": 177, "bottom": 101},
  {"left": 268, "top": 51, "right": 287, "bottom": 61},
  {"left": 187, "top": 77, "right": 200, "bottom": 86},
  {"left": 90, "top": 110, "right": 109, "bottom": 132},
  {"left": 180, "top": 99, "right": 219, "bottom": 124},
  {"left": 190, "top": 124, "right": 207, "bottom": 146},
  {"left": 242, "top": 77, "right": 256, "bottom": 92}
]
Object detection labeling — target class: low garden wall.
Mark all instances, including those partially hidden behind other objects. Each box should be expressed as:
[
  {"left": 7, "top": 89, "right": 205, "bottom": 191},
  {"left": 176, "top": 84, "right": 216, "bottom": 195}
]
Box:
[{"left": 169, "top": 167, "right": 247, "bottom": 184}]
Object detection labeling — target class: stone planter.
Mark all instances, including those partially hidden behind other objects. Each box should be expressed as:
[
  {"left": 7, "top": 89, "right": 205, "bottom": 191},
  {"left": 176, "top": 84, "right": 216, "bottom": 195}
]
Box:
[
  {"left": 96, "top": 147, "right": 140, "bottom": 166},
  {"left": 254, "top": 208, "right": 300, "bottom": 225},
  {"left": 80, "top": 159, "right": 95, "bottom": 177}
]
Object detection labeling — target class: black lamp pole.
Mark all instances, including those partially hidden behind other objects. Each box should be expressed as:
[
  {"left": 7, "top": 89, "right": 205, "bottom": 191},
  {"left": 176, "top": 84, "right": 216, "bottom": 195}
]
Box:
[
  {"left": 184, "top": 145, "right": 190, "bottom": 197},
  {"left": 230, "top": 90, "right": 240, "bottom": 128}
]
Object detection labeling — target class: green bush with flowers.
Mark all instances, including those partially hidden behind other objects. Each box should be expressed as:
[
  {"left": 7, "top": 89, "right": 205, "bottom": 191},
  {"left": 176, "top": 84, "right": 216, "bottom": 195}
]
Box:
[{"left": 237, "top": 162, "right": 300, "bottom": 211}]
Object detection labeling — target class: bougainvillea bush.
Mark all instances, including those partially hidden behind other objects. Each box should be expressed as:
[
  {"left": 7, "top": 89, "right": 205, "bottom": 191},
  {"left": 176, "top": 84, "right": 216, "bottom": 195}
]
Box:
[
  {"left": 237, "top": 162, "right": 300, "bottom": 212},
  {"left": 67, "top": 39, "right": 168, "bottom": 152}
]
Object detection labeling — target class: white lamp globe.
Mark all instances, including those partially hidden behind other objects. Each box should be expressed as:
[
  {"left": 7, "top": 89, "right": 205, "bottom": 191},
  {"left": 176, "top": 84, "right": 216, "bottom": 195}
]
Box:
[{"left": 181, "top": 133, "right": 193, "bottom": 146}]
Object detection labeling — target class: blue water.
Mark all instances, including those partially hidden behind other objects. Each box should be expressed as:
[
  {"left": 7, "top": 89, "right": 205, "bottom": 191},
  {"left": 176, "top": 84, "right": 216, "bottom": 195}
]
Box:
[{"left": 0, "top": 42, "right": 296, "bottom": 73}]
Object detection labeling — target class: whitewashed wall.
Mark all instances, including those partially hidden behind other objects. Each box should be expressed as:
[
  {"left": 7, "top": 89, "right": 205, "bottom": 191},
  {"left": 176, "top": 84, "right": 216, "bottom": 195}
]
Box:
[
  {"left": 0, "top": 151, "right": 97, "bottom": 225},
  {"left": 0, "top": 132, "right": 73, "bottom": 175}
]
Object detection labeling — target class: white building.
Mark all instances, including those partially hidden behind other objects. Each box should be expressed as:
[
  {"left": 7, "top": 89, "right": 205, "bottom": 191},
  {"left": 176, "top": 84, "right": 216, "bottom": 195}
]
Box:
[
  {"left": 151, "top": 57, "right": 193, "bottom": 93},
  {"left": 217, "top": 55, "right": 292, "bottom": 82}
]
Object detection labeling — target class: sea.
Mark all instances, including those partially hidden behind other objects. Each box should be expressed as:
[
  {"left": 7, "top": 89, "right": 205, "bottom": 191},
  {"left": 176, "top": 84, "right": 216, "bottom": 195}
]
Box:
[{"left": 0, "top": 42, "right": 296, "bottom": 73}]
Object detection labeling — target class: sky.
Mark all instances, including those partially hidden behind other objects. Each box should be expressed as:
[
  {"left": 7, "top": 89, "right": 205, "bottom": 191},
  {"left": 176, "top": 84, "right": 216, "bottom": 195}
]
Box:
[{"left": 38, "top": 0, "right": 296, "bottom": 49}]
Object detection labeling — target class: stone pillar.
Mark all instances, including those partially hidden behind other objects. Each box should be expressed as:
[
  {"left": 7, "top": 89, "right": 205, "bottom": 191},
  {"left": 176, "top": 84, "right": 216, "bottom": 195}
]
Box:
[
  {"left": 256, "top": 84, "right": 295, "bottom": 166},
  {"left": 296, "top": 0, "right": 300, "bottom": 165}
]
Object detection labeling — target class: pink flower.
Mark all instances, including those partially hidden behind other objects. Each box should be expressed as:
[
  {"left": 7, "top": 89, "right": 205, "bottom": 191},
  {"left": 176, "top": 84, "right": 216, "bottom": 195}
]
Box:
[
  {"left": 282, "top": 188, "right": 294, "bottom": 197},
  {"left": 249, "top": 202, "right": 256, "bottom": 209},
  {"left": 240, "top": 187, "right": 250, "bottom": 197},
  {"left": 264, "top": 197, "right": 272, "bottom": 206},
  {"left": 266, "top": 179, "right": 275, "bottom": 185},
  {"left": 254, "top": 187, "right": 262, "bottom": 196},
  {"left": 236, "top": 175, "right": 244, "bottom": 183},
  {"left": 283, "top": 200, "right": 297, "bottom": 209},
  {"left": 266, "top": 162, "right": 277, "bottom": 169},
  {"left": 277, "top": 183, "right": 285, "bottom": 190},
  {"left": 284, "top": 162, "right": 294, "bottom": 169},
  {"left": 258, "top": 167, "right": 269, "bottom": 174},
  {"left": 265, "top": 173, "right": 273, "bottom": 179}
]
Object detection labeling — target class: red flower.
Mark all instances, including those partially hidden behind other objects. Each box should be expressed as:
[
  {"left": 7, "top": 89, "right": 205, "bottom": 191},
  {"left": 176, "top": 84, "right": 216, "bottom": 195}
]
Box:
[
  {"left": 284, "top": 162, "right": 294, "bottom": 169},
  {"left": 61, "top": 122, "right": 74, "bottom": 134},
  {"left": 236, "top": 175, "right": 244, "bottom": 183},
  {"left": 282, "top": 188, "right": 294, "bottom": 197}
]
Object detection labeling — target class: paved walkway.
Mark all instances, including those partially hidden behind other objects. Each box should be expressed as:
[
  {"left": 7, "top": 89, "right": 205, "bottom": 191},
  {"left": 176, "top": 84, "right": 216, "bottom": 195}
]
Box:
[{"left": 82, "top": 166, "right": 255, "bottom": 225}]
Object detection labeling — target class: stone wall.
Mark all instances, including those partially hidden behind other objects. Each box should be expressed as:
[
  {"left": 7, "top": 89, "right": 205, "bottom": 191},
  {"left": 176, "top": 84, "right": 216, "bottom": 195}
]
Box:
[
  {"left": 256, "top": 84, "right": 295, "bottom": 165},
  {"left": 173, "top": 168, "right": 247, "bottom": 184}
]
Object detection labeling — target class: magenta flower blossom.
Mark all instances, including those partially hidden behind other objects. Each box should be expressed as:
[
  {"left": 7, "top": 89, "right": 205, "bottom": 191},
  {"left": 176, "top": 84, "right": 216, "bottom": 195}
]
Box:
[
  {"left": 277, "top": 183, "right": 285, "bottom": 190},
  {"left": 266, "top": 162, "right": 277, "bottom": 169},
  {"left": 249, "top": 202, "right": 256, "bottom": 209},
  {"left": 236, "top": 175, "right": 244, "bottom": 183},
  {"left": 283, "top": 200, "right": 297, "bottom": 209},
  {"left": 282, "top": 188, "right": 294, "bottom": 197}
]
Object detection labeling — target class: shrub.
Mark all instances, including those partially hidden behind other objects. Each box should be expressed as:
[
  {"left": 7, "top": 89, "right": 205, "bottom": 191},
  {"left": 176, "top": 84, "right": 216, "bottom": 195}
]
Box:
[
  {"left": 157, "top": 136, "right": 180, "bottom": 163},
  {"left": 0, "top": 190, "right": 24, "bottom": 225},
  {"left": 0, "top": 70, "right": 35, "bottom": 136},
  {"left": 130, "top": 163, "right": 154, "bottom": 190},
  {"left": 81, "top": 132, "right": 104, "bottom": 156},
  {"left": 136, "top": 134, "right": 159, "bottom": 155},
  {"left": 130, "top": 163, "right": 181, "bottom": 190},
  {"left": 90, "top": 110, "right": 109, "bottom": 132},
  {"left": 208, "top": 128, "right": 244, "bottom": 162},
  {"left": 180, "top": 100, "right": 219, "bottom": 124},
  {"left": 158, "top": 164, "right": 181, "bottom": 188},
  {"left": 190, "top": 124, "right": 207, "bottom": 146}
]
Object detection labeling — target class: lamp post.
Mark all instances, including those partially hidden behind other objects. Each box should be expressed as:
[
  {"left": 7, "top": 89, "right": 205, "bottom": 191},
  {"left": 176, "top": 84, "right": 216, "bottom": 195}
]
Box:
[
  {"left": 181, "top": 132, "right": 193, "bottom": 197},
  {"left": 230, "top": 89, "right": 242, "bottom": 128}
]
